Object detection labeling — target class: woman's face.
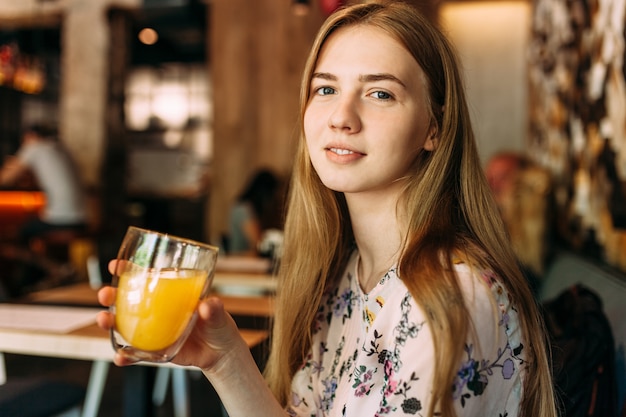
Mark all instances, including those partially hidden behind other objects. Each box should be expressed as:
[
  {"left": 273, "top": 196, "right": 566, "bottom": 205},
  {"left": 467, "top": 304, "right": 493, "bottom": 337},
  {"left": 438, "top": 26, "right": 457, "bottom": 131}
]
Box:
[{"left": 304, "top": 25, "right": 436, "bottom": 196}]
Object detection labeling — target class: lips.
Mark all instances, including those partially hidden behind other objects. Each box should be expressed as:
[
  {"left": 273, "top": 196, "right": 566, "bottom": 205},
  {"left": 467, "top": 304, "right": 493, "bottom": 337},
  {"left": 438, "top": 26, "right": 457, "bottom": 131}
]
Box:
[
  {"left": 324, "top": 143, "right": 364, "bottom": 155},
  {"left": 324, "top": 145, "right": 365, "bottom": 163},
  {"left": 328, "top": 147, "right": 354, "bottom": 155}
]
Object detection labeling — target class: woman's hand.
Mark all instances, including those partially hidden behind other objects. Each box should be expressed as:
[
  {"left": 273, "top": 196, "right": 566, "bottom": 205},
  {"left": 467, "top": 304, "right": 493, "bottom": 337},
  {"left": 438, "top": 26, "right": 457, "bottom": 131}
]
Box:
[{"left": 95, "top": 260, "right": 246, "bottom": 371}]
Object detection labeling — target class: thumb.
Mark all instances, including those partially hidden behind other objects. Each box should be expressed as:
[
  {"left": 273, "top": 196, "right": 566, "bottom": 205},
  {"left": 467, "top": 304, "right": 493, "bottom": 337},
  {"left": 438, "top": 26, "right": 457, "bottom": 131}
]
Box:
[{"left": 198, "top": 296, "right": 229, "bottom": 328}]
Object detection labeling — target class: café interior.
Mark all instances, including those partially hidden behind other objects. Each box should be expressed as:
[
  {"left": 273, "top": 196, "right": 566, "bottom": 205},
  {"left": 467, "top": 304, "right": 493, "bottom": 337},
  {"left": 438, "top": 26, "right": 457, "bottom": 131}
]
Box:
[{"left": 0, "top": 0, "right": 625, "bottom": 416}]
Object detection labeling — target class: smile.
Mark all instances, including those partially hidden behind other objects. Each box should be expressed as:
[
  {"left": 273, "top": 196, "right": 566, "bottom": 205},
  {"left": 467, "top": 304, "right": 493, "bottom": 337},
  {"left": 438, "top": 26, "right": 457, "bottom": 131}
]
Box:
[{"left": 328, "top": 148, "right": 354, "bottom": 155}]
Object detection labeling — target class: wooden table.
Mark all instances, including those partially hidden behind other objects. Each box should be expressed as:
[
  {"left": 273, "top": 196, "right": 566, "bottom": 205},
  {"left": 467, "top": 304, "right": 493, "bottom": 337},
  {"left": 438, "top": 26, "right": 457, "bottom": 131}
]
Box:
[
  {"left": 0, "top": 319, "right": 267, "bottom": 417},
  {"left": 0, "top": 319, "right": 268, "bottom": 362},
  {"left": 24, "top": 280, "right": 275, "bottom": 318},
  {"left": 1, "top": 284, "right": 272, "bottom": 417}
]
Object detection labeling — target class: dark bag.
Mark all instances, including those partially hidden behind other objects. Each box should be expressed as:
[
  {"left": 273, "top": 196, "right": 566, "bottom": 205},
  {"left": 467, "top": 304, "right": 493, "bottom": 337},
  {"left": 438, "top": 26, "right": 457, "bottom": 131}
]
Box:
[{"left": 543, "top": 284, "right": 619, "bottom": 417}]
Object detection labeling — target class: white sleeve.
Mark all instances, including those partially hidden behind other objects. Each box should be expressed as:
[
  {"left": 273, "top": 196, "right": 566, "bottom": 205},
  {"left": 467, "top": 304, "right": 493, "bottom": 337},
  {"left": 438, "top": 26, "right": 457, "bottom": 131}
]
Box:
[{"left": 448, "top": 265, "right": 526, "bottom": 417}]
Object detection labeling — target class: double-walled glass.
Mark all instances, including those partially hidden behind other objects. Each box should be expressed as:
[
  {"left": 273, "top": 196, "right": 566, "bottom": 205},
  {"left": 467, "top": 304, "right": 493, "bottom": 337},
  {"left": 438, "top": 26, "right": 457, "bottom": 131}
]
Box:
[{"left": 110, "top": 226, "right": 219, "bottom": 363}]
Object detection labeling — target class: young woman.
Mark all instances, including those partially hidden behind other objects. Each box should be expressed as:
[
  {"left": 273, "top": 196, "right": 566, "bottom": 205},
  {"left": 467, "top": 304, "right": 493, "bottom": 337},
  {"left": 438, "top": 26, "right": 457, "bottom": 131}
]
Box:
[{"left": 98, "top": 2, "right": 558, "bottom": 416}]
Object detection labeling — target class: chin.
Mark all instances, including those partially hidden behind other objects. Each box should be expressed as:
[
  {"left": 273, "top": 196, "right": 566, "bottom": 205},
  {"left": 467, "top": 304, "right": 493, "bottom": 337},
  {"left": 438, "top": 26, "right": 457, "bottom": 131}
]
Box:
[{"left": 318, "top": 178, "right": 353, "bottom": 193}]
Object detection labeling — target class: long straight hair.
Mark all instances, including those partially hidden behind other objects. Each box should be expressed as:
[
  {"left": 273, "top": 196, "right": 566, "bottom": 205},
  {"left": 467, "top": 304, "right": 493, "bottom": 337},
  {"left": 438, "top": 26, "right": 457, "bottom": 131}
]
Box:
[{"left": 264, "top": 2, "right": 557, "bottom": 417}]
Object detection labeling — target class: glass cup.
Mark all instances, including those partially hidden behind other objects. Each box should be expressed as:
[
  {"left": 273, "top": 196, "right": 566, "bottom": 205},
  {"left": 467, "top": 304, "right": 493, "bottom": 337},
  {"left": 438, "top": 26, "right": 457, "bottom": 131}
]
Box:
[{"left": 109, "top": 226, "right": 219, "bottom": 363}]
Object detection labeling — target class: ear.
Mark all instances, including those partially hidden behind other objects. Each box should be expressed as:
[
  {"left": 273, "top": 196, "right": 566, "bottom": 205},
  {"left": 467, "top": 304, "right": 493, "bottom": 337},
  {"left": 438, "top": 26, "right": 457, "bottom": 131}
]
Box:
[{"left": 423, "top": 125, "right": 438, "bottom": 151}]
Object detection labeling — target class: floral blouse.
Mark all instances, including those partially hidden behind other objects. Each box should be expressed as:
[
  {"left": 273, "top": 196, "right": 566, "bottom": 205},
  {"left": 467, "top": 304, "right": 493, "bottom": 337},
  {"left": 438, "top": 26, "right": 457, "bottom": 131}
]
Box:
[{"left": 288, "top": 251, "right": 526, "bottom": 416}]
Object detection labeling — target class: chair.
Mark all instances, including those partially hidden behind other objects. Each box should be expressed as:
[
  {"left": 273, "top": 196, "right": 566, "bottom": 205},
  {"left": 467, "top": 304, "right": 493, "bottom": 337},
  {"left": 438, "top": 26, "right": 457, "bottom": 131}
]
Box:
[
  {"left": 43, "top": 228, "right": 96, "bottom": 275},
  {"left": 152, "top": 367, "right": 197, "bottom": 417},
  {"left": 86, "top": 254, "right": 102, "bottom": 289},
  {"left": 0, "top": 353, "right": 85, "bottom": 417}
]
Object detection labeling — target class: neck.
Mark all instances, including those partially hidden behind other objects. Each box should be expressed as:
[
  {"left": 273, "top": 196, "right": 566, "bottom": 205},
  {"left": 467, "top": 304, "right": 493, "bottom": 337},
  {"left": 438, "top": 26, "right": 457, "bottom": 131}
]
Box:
[{"left": 345, "top": 189, "right": 405, "bottom": 293}]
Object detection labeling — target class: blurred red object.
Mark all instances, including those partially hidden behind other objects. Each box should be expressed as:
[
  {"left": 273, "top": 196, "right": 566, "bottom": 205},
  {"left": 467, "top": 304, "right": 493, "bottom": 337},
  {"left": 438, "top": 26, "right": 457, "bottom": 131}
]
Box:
[
  {"left": 319, "top": 0, "right": 343, "bottom": 16},
  {"left": 0, "top": 191, "right": 45, "bottom": 241}
]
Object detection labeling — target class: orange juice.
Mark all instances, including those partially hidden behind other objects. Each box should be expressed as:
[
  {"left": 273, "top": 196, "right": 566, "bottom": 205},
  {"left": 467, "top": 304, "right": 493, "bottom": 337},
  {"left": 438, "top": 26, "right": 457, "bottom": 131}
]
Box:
[{"left": 114, "top": 268, "right": 207, "bottom": 351}]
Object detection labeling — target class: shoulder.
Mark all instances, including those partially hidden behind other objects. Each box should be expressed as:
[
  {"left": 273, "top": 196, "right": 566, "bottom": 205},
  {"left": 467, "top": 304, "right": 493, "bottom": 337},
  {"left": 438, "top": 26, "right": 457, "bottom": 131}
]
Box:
[
  {"left": 452, "top": 259, "right": 525, "bottom": 357},
  {"left": 18, "top": 141, "right": 53, "bottom": 162},
  {"left": 452, "top": 262, "right": 518, "bottom": 326},
  {"left": 231, "top": 202, "right": 253, "bottom": 219},
  {"left": 17, "top": 142, "right": 38, "bottom": 161},
  {"left": 447, "top": 262, "right": 527, "bottom": 415}
]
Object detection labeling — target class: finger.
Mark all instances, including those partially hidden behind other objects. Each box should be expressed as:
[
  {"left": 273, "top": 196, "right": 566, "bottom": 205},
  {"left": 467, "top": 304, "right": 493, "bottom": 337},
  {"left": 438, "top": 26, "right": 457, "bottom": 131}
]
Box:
[
  {"left": 97, "top": 286, "right": 116, "bottom": 307},
  {"left": 109, "top": 259, "right": 134, "bottom": 276},
  {"left": 113, "top": 352, "right": 139, "bottom": 367},
  {"left": 96, "top": 310, "right": 114, "bottom": 330},
  {"left": 108, "top": 259, "right": 118, "bottom": 275},
  {"left": 198, "top": 297, "right": 227, "bottom": 326}
]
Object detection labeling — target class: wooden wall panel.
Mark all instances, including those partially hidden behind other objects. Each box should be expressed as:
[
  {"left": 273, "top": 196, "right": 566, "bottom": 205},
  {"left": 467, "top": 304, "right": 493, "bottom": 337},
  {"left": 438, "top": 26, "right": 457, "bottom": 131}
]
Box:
[
  {"left": 208, "top": 0, "right": 325, "bottom": 244},
  {"left": 208, "top": 0, "right": 438, "bottom": 244}
]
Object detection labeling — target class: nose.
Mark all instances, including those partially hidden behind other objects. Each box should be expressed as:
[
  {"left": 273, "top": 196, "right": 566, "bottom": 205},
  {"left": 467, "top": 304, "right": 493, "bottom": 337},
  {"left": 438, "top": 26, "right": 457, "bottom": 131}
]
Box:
[{"left": 328, "top": 94, "right": 361, "bottom": 133}]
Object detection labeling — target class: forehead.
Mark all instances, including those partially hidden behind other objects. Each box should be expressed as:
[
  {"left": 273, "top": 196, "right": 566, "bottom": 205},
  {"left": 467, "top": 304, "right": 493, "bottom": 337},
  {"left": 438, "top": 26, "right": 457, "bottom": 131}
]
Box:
[{"left": 315, "top": 25, "right": 420, "bottom": 77}]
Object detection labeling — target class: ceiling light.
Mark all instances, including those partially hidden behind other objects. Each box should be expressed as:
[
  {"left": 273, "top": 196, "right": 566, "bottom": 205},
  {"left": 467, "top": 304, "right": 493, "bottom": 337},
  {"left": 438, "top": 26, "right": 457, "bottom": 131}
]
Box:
[
  {"left": 292, "top": 0, "right": 310, "bottom": 16},
  {"left": 138, "top": 28, "right": 158, "bottom": 45}
]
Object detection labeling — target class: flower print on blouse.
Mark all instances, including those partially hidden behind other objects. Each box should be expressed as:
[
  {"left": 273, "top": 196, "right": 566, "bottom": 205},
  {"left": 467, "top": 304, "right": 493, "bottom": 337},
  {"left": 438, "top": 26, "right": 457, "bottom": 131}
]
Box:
[{"left": 288, "top": 251, "right": 527, "bottom": 417}]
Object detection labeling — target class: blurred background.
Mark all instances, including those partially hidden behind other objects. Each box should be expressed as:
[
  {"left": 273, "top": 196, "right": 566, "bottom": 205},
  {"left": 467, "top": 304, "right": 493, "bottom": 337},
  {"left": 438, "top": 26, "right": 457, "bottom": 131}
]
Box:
[
  {"left": 0, "top": 0, "right": 625, "bottom": 416},
  {"left": 0, "top": 0, "right": 623, "bottom": 317}
]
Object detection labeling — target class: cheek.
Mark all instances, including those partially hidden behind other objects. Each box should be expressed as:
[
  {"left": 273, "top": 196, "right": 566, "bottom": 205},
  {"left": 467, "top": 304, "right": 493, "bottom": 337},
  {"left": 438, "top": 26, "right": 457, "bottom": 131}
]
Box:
[
  {"left": 303, "top": 107, "right": 322, "bottom": 140},
  {"left": 303, "top": 113, "right": 315, "bottom": 153},
  {"left": 384, "top": 129, "right": 426, "bottom": 171},
  {"left": 396, "top": 125, "right": 426, "bottom": 154},
  {"left": 303, "top": 115, "right": 322, "bottom": 171}
]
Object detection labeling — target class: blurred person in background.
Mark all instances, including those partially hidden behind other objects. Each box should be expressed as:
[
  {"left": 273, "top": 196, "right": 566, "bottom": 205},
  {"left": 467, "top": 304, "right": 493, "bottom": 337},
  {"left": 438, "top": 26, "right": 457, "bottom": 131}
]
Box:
[
  {"left": 0, "top": 123, "right": 87, "bottom": 295},
  {"left": 0, "top": 123, "right": 87, "bottom": 243},
  {"left": 228, "top": 168, "right": 284, "bottom": 256}
]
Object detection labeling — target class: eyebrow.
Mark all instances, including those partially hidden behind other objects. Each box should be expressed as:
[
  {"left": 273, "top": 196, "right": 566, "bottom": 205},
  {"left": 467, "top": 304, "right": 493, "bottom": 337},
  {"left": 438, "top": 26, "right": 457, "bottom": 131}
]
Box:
[{"left": 311, "top": 72, "right": 406, "bottom": 88}]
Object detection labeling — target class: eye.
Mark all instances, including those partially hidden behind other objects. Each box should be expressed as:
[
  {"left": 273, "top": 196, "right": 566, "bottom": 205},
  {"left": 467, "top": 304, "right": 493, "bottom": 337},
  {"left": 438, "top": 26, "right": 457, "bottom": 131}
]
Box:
[
  {"left": 369, "top": 90, "right": 393, "bottom": 100},
  {"left": 314, "top": 86, "right": 336, "bottom": 96}
]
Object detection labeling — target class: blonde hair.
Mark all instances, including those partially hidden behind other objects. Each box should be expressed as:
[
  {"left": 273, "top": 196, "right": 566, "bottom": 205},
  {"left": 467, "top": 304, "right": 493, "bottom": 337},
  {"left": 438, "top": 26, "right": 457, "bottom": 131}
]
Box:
[{"left": 264, "top": 2, "right": 557, "bottom": 417}]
